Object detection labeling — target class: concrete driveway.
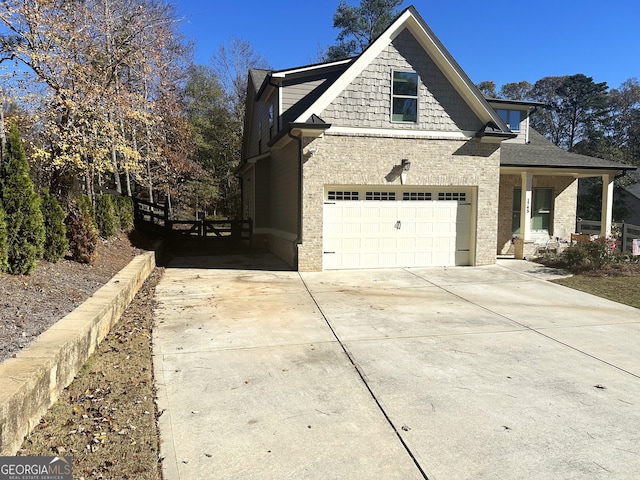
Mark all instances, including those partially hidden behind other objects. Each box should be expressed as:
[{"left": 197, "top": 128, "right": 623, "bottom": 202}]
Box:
[{"left": 153, "top": 255, "right": 640, "bottom": 480}]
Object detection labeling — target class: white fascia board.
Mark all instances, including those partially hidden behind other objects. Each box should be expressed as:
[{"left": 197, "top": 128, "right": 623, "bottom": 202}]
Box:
[
  {"left": 327, "top": 126, "right": 474, "bottom": 140},
  {"left": 500, "top": 166, "right": 624, "bottom": 177},
  {"left": 272, "top": 58, "right": 353, "bottom": 78}
]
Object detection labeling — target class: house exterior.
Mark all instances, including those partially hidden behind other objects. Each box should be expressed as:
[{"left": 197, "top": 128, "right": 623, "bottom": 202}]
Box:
[{"left": 239, "top": 5, "right": 635, "bottom": 271}]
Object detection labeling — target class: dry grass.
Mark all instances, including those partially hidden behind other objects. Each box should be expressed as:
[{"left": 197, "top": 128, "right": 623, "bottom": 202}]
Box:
[{"left": 552, "top": 275, "right": 640, "bottom": 309}]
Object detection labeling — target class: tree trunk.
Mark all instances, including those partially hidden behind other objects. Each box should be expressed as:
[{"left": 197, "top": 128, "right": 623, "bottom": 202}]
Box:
[{"left": 111, "top": 142, "right": 122, "bottom": 194}]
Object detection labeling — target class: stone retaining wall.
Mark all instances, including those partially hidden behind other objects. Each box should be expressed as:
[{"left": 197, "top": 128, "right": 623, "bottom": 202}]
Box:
[{"left": 0, "top": 249, "right": 158, "bottom": 455}]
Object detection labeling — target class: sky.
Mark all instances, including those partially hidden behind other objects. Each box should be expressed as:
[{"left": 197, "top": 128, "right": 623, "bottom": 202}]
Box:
[{"left": 173, "top": 0, "right": 640, "bottom": 90}]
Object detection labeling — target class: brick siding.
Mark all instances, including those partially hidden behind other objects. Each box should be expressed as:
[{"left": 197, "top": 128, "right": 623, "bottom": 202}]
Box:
[{"left": 297, "top": 133, "right": 501, "bottom": 271}]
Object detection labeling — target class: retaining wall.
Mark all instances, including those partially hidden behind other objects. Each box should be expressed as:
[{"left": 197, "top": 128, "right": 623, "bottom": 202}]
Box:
[{"left": 0, "top": 249, "right": 158, "bottom": 455}]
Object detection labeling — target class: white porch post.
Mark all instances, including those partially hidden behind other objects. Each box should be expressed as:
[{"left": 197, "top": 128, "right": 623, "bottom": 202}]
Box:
[
  {"left": 520, "top": 172, "right": 533, "bottom": 241},
  {"left": 600, "top": 174, "right": 614, "bottom": 237}
]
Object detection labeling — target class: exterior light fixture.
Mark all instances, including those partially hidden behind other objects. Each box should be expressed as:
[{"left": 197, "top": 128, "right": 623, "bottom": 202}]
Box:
[{"left": 401, "top": 159, "right": 410, "bottom": 184}]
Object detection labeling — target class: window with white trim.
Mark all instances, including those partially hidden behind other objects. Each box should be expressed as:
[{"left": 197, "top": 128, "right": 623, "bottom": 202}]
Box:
[
  {"left": 496, "top": 109, "right": 521, "bottom": 132},
  {"left": 392, "top": 71, "right": 418, "bottom": 123}
]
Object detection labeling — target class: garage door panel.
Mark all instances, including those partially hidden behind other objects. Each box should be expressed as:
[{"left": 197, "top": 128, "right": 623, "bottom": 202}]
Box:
[{"left": 323, "top": 195, "right": 473, "bottom": 269}]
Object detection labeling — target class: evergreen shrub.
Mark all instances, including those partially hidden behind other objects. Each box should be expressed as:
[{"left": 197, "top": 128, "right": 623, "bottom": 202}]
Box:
[
  {"left": 66, "top": 197, "right": 99, "bottom": 264},
  {"left": 78, "top": 194, "right": 95, "bottom": 220},
  {"left": 114, "top": 195, "right": 134, "bottom": 231},
  {"left": 95, "top": 194, "right": 116, "bottom": 238},
  {"left": 0, "top": 123, "right": 45, "bottom": 274},
  {"left": 40, "top": 189, "right": 68, "bottom": 262}
]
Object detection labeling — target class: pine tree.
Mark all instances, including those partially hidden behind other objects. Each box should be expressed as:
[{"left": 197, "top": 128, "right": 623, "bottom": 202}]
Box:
[
  {"left": 40, "top": 189, "right": 68, "bottom": 262},
  {"left": 0, "top": 123, "right": 45, "bottom": 274},
  {"left": 0, "top": 204, "right": 8, "bottom": 272}
]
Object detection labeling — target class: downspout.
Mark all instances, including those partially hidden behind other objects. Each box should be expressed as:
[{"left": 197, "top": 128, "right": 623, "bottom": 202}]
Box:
[{"left": 288, "top": 130, "right": 304, "bottom": 266}]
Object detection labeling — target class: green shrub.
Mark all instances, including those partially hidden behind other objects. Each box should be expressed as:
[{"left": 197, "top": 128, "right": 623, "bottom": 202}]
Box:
[
  {"left": 78, "top": 194, "right": 95, "bottom": 221},
  {"left": 553, "top": 236, "right": 624, "bottom": 272},
  {"left": 0, "top": 204, "right": 8, "bottom": 273},
  {"left": 40, "top": 189, "right": 68, "bottom": 262},
  {"left": 95, "top": 194, "right": 116, "bottom": 238},
  {"left": 114, "top": 195, "right": 134, "bottom": 232},
  {"left": 66, "top": 197, "right": 99, "bottom": 264},
  {"left": 0, "top": 123, "right": 45, "bottom": 274}
]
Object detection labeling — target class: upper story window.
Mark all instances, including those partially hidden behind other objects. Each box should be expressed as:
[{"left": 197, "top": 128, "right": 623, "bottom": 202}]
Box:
[
  {"left": 496, "top": 109, "right": 521, "bottom": 132},
  {"left": 392, "top": 71, "right": 418, "bottom": 123}
]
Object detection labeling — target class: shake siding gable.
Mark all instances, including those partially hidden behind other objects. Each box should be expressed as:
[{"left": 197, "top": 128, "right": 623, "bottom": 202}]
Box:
[{"left": 321, "top": 29, "right": 483, "bottom": 132}]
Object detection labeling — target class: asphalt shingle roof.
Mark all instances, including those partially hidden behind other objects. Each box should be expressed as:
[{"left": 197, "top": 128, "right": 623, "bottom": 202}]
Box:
[{"left": 501, "top": 129, "right": 635, "bottom": 171}]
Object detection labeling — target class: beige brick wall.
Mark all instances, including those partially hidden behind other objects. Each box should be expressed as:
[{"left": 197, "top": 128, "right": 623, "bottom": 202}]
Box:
[
  {"left": 297, "top": 133, "right": 501, "bottom": 271},
  {"left": 497, "top": 174, "right": 577, "bottom": 254}
]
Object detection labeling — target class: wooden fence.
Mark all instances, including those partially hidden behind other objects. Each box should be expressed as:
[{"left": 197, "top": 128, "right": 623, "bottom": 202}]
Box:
[{"left": 133, "top": 197, "right": 252, "bottom": 246}]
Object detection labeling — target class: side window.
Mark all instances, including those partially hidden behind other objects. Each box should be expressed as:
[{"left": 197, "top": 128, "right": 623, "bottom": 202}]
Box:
[
  {"left": 497, "top": 109, "right": 521, "bottom": 132},
  {"left": 392, "top": 71, "right": 418, "bottom": 123}
]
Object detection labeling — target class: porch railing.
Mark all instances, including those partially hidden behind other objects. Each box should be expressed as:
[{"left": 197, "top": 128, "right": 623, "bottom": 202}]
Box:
[{"left": 576, "top": 219, "right": 640, "bottom": 253}]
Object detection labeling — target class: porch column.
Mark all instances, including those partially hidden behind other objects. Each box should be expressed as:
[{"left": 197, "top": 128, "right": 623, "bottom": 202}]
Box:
[
  {"left": 600, "top": 173, "right": 614, "bottom": 237},
  {"left": 520, "top": 172, "right": 533, "bottom": 241}
]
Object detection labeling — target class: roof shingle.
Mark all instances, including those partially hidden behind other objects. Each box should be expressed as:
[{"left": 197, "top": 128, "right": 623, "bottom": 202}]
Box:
[{"left": 501, "top": 130, "right": 636, "bottom": 171}]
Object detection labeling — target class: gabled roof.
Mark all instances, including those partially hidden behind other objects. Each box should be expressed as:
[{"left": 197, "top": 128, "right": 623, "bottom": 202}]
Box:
[
  {"left": 249, "top": 68, "right": 270, "bottom": 93},
  {"left": 292, "top": 5, "right": 512, "bottom": 136},
  {"left": 501, "top": 129, "right": 636, "bottom": 172}
]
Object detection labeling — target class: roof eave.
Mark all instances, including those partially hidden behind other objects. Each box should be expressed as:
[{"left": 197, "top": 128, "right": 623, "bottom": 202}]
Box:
[
  {"left": 268, "top": 122, "right": 332, "bottom": 148},
  {"left": 500, "top": 164, "right": 637, "bottom": 177},
  {"left": 477, "top": 131, "right": 517, "bottom": 142}
]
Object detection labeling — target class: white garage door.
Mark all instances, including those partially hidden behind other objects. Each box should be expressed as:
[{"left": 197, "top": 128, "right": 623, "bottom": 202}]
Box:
[{"left": 323, "top": 189, "right": 472, "bottom": 270}]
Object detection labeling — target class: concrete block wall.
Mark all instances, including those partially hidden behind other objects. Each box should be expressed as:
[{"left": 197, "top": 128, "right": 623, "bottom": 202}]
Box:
[
  {"left": 298, "top": 133, "right": 501, "bottom": 271},
  {"left": 0, "top": 250, "right": 157, "bottom": 456}
]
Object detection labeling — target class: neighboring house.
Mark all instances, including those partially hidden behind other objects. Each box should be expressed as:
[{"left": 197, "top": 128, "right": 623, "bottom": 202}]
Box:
[{"left": 238, "top": 5, "right": 635, "bottom": 271}]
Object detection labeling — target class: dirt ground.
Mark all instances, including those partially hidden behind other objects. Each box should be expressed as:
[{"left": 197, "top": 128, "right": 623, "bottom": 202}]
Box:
[
  {"left": 1, "top": 233, "right": 164, "bottom": 479},
  {"left": 0, "top": 232, "right": 150, "bottom": 363}
]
